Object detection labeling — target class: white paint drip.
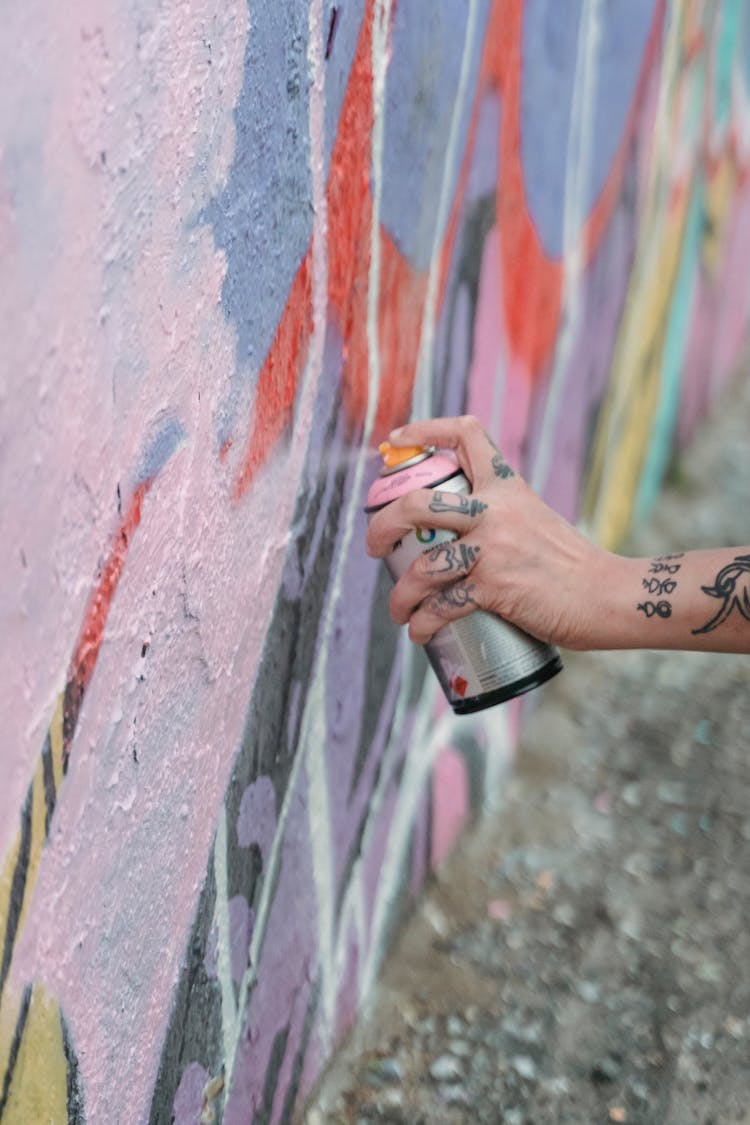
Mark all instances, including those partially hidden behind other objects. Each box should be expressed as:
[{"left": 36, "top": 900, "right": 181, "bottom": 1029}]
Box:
[
  {"left": 213, "top": 806, "right": 238, "bottom": 1070},
  {"left": 411, "top": 0, "right": 482, "bottom": 422},
  {"left": 530, "top": 0, "right": 604, "bottom": 495}
]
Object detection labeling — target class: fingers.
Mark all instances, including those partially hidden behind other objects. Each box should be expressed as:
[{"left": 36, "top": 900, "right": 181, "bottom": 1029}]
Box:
[
  {"left": 366, "top": 487, "right": 487, "bottom": 558},
  {"left": 388, "top": 415, "right": 516, "bottom": 489},
  {"left": 390, "top": 539, "right": 482, "bottom": 625},
  {"left": 407, "top": 580, "right": 482, "bottom": 644}
]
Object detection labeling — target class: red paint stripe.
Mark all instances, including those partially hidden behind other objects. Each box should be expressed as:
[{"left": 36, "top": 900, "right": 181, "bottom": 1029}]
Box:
[{"left": 62, "top": 481, "right": 150, "bottom": 767}]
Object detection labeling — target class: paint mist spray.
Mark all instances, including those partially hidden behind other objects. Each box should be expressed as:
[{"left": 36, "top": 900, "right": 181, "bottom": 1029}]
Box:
[{"left": 366, "top": 443, "right": 563, "bottom": 713}]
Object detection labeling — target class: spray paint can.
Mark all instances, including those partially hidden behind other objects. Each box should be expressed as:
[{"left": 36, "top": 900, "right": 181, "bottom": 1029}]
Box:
[{"left": 365, "top": 443, "right": 563, "bottom": 714}]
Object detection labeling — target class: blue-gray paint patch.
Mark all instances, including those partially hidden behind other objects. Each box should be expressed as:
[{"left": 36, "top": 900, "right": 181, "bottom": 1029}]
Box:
[
  {"left": 205, "top": 2, "right": 314, "bottom": 444},
  {"left": 323, "top": 0, "right": 367, "bottom": 172},
  {"left": 204, "top": 2, "right": 366, "bottom": 449},
  {"left": 379, "top": 0, "right": 492, "bottom": 271},
  {"left": 520, "top": 0, "right": 657, "bottom": 258},
  {"left": 134, "top": 415, "right": 185, "bottom": 484}
]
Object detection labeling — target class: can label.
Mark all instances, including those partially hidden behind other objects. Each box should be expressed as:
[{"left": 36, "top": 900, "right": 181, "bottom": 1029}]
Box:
[{"left": 384, "top": 473, "right": 557, "bottom": 705}]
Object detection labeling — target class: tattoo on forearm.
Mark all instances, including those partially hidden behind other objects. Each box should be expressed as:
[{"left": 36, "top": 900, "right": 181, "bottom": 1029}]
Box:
[
  {"left": 638, "top": 600, "right": 672, "bottom": 619},
  {"left": 641, "top": 577, "right": 677, "bottom": 596},
  {"left": 485, "top": 433, "right": 515, "bottom": 480},
  {"left": 637, "top": 554, "right": 684, "bottom": 621},
  {"left": 692, "top": 553, "right": 750, "bottom": 635},
  {"left": 424, "top": 542, "right": 480, "bottom": 575},
  {"left": 428, "top": 492, "right": 487, "bottom": 518},
  {"left": 425, "top": 581, "right": 478, "bottom": 615}
]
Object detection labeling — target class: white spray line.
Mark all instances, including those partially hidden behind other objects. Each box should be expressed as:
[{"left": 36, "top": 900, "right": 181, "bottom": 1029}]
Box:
[
  {"left": 228, "top": 0, "right": 393, "bottom": 1083},
  {"left": 583, "top": 6, "right": 683, "bottom": 536},
  {"left": 530, "top": 0, "right": 603, "bottom": 495},
  {"left": 213, "top": 806, "right": 239, "bottom": 1070},
  {"left": 299, "top": 0, "right": 393, "bottom": 1043},
  {"left": 411, "top": 0, "right": 482, "bottom": 422},
  {"left": 481, "top": 704, "right": 512, "bottom": 815}
]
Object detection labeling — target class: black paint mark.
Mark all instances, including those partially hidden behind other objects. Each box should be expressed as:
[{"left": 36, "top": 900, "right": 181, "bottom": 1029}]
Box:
[
  {"left": 0, "top": 985, "right": 32, "bottom": 1117},
  {"left": 41, "top": 729, "right": 58, "bottom": 835},
  {"left": 325, "top": 6, "right": 339, "bottom": 59},
  {"left": 116, "top": 482, "right": 122, "bottom": 516},
  {"left": 61, "top": 1008, "right": 86, "bottom": 1124},
  {"left": 0, "top": 789, "right": 33, "bottom": 999}
]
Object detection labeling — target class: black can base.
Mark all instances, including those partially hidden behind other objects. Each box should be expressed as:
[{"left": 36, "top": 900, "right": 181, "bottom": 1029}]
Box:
[{"left": 450, "top": 654, "right": 563, "bottom": 715}]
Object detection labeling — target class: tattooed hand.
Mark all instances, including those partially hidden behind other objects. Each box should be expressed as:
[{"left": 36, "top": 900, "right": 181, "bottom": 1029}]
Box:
[
  {"left": 365, "top": 414, "right": 613, "bottom": 649},
  {"left": 366, "top": 415, "right": 750, "bottom": 655}
]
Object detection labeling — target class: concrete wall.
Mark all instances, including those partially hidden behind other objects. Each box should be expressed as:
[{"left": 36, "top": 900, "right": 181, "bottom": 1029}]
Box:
[{"left": 2, "top": 1, "right": 749, "bottom": 1121}]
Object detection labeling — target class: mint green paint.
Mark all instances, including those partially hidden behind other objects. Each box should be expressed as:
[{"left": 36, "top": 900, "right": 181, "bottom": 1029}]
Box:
[{"left": 714, "top": 0, "right": 741, "bottom": 129}]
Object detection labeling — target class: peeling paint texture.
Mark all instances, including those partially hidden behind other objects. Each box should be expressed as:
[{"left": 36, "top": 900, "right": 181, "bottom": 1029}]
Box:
[{"left": 2, "top": 1, "right": 750, "bottom": 1121}]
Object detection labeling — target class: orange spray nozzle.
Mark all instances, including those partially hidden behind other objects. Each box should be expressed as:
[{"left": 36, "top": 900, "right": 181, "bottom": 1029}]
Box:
[{"left": 378, "top": 441, "right": 426, "bottom": 469}]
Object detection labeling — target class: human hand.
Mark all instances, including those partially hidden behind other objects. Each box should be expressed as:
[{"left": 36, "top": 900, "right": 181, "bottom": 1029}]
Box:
[{"left": 366, "top": 415, "right": 620, "bottom": 651}]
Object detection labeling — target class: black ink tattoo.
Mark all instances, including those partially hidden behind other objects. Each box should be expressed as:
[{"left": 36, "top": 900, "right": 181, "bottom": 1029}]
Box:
[
  {"left": 692, "top": 553, "right": 750, "bottom": 635},
  {"left": 425, "top": 581, "right": 478, "bottom": 615},
  {"left": 484, "top": 433, "right": 516, "bottom": 480},
  {"left": 637, "top": 554, "right": 683, "bottom": 620},
  {"left": 641, "top": 577, "right": 677, "bottom": 596},
  {"left": 637, "top": 600, "right": 673, "bottom": 619},
  {"left": 492, "top": 455, "right": 515, "bottom": 480},
  {"left": 648, "top": 560, "right": 682, "bottom": 576},
  {"left": 428, "top": 492, "right": 487, "bottom": 518},
  {"left": 424, "top": 542, "right": 480, "bottom": 575}
]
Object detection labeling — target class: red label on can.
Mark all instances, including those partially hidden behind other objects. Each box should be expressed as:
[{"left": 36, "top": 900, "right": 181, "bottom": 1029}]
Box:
[{"left": 452, "top": 676, "right": 468, "bottom": 698}]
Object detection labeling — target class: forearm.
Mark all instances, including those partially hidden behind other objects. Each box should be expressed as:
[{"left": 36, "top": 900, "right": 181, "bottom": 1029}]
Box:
[{"left": 579, "top": 548, "right": 750, "bottom": 653}]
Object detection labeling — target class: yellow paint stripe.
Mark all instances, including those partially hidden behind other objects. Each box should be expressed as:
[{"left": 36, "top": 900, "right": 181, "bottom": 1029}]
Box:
[
  {"left": 582, "top": 179, "right": 690, "bottom": 548},
  {"left": 14, "top": 764, "right": 48, "bottom": 945},
  {"left": 49, "top": 694, "right": 65, "bottom": 791},
  {"left": 0, "top": 983, "right": 23, "bottom": 1096},
  {"left": 0, "top": 833, "right": 21, "bottom": 962},
  {"left": 3, "top": 986, "right": 68, "bottom": 1125}
]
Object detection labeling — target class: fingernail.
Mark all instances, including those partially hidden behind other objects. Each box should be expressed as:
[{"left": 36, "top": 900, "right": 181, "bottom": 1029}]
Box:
[{"left": 389, "top": 426, "right": 404, "bottom": 439}]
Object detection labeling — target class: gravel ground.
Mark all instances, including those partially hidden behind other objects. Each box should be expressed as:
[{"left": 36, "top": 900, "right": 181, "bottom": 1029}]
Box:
[{"left": 305, "top": 368, "right": 750, "bottom": 1125}]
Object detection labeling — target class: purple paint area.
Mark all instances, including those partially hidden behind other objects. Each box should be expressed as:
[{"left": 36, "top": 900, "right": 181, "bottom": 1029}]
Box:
[
  {"left": 229, "top": 895, "right": 255, "bottom": 985},
  {"left": 223, "top": 784, "right": 319, "bottom": 1124},
  {"left": 466, "top": 94, "right": 501, "bottom": 203},
  {"left": 380, "top": 0, "right": 492, "bottom": 270},
  {"left": 434, "top": 93, "right": 501, "bottom": 420},
  {"left": 520, "top": 0, "right": 658, "bottom": 257},
  {"left": 237, "top": 776, "right": 277, "bottom": 861},
  {"left": 282, "top": 318, "right": 346, "bottom": 604},
  {"left": 204, "top": 896, "right": 255, "bottom": 986},
  {"left": 173, "top": 1061, "right": 209, "bottom": 1125},
  {"left": 528, "top": 156, "right": 643, "bottom": 518}
]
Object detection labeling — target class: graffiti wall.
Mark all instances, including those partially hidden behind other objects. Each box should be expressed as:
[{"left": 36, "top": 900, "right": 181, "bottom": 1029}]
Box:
[{"left": 2, "top": 1, "right": 749, "bottom": 1120}]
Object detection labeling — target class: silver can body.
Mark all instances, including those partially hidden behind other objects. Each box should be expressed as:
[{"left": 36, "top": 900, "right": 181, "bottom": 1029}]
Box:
[{"left": 380, "top": 468, "right": 562, "bottom": 713}]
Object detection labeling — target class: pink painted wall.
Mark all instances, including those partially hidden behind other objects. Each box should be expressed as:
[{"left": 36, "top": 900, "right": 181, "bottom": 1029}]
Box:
[{"left": 2, "top": 1, "right": 749, "bottom": 1121}]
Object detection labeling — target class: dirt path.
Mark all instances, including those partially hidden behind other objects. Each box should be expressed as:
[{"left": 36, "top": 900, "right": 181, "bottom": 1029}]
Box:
[{"left": 306, "top": 367, "right": 750, "bottom": 1125}]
